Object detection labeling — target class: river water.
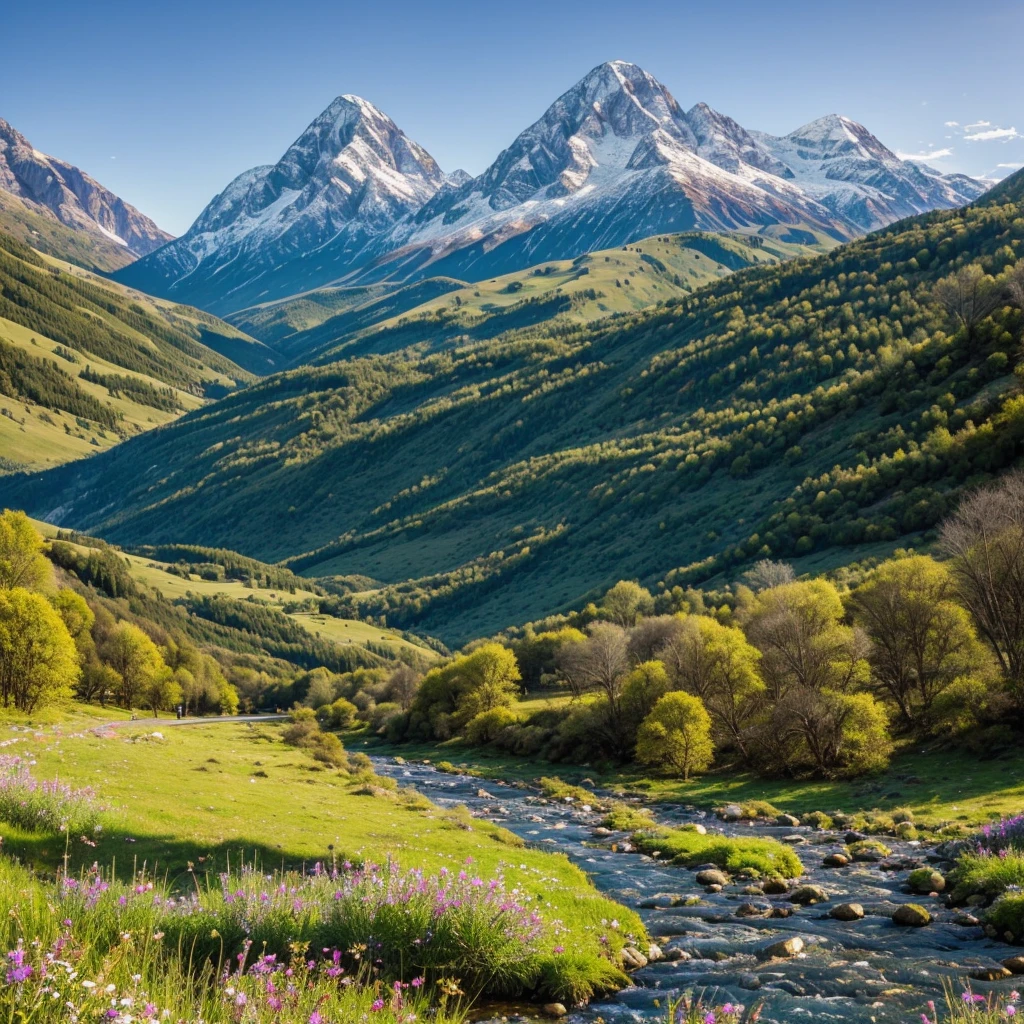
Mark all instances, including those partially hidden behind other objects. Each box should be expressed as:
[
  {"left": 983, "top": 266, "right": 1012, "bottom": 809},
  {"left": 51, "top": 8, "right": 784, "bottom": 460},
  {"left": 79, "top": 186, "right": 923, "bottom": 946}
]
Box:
[{"left": 372, "top": 757, "right": 1021, "bottom": 1024}]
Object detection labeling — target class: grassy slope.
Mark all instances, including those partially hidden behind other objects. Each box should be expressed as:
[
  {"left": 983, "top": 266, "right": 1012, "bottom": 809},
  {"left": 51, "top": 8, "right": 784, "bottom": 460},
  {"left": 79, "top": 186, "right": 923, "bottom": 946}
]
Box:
[
  {"left": 4, "top": 720, "right": 644, "bottom": 971},
  {"left": 46, "top": 528, "right": 441, "bottom": 665},
  {"left": 0, "top": 234, "right": 277, "bottom": 471},
  {"left": 232, "top": 229, "right": 827, "bottom": 365},
  {"left": 0, "top": 190, "right": 139, "bottom": 272}
]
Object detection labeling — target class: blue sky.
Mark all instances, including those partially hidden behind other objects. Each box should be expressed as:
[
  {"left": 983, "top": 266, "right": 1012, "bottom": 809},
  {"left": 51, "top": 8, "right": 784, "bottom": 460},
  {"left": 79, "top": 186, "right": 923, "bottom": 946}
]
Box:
[{"left": 3, "top": 0, "right": 1021, "bottom": 235}]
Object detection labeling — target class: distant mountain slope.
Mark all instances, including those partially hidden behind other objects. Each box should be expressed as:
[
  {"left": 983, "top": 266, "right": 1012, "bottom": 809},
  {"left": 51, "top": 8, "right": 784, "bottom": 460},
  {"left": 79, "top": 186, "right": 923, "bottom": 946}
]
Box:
[
  {"left": 116, "top": 62, "right": 985, "bottom": 315},
  {"left": 0, "top": 118, "right": 172, "bottom": 269},
  {"left": 232, "top": 228, "right": 827, "bottom": 366},
  {"left": 4, "top": 170, "right": 1022, "bottom": 642},
  {"left": 0, "top": 231, "right": 273, "bottom": 472}
]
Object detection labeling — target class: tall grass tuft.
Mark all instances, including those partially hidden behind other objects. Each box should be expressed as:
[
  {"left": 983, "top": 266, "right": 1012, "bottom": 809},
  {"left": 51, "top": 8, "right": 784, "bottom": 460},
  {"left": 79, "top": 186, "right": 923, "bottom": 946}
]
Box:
[{"left": 0, "top": 754, "right": 105, "bottom": 834}]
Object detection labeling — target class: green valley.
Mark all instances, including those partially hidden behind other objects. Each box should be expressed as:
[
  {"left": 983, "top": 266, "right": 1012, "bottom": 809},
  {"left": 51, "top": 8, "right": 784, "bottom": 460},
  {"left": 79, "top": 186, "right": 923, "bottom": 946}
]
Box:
[{"left": 5, "top": 171, "right": 1023, "bottom": 644}]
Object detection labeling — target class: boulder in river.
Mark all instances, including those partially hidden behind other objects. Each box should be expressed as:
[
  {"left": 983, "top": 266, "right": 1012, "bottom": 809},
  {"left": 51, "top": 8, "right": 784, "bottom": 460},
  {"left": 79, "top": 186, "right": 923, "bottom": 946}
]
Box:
[
  {"left": 1001, "top": 956, "right": 1024, "bottom": 975},
  {"left": 760, "top": 936, "right": 805, "bottom": 959},
  {"left": 776, "top": 813, "right": 801, "bottom": 827},
  {"left": 830, "top": 903, "right": 865, "bottom": 921},
  {"left": 908, "top": 868, "right": 946, "bottom": 894},
  {"left": 892, "top": 904, "right": 931, "bottom": 927},
  {"left": 543, "top": 1004, "right": 568, "bottom": 1017},
  {"left": 823, "top": 853, "right": 850, "bottom": 868},
  {"left": 696, "top": 868, "right": 729, "bottom": 886},
  {"left": 647, "top": 943, "right": 664, "bottom": 962},
  {"left": 790, "top": 884, "right": 829, "bottom": 905},
  {"left": 736, "top": 902, "right": 771, "bottom": 918},
  {"left": 663, "top": 946, "right": 692, "bottom": 962},
  {"left": 762, "top": 877, "right": 790, "bottom": 894},
  {"left": 969, "top": 966, "right": 1013, "bottom": 982},
  {"left": 719, "top": 804, "right": 744, "bottom": 822}
]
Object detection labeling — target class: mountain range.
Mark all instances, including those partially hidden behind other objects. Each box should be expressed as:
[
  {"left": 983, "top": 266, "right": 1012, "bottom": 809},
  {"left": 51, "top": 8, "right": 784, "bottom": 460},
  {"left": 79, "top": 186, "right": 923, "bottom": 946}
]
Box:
[
  {"left": 113, "top": 61, "right": 987, "bottom": 316},
  {"left": 0, "top": 118, "right": 172, "bottom": 271}
]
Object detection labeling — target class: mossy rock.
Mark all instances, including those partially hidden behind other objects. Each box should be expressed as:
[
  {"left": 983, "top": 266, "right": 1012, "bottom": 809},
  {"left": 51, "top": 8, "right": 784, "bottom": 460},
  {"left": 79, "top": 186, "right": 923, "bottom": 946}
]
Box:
[
  {"left": 801, "top": 811, "right": 834, "bottom": 830},
  {"left": 893, "top": 903, "right": 931, "bottom": 927},
  {"left": 895, "top": 822, "right": 918, "bottom": 840},
  {"left": 848, "top": 839, "right": 892, "bottom": 861},
  {"left": 908, "top": 868, "right": 945, "bottom": 894}
]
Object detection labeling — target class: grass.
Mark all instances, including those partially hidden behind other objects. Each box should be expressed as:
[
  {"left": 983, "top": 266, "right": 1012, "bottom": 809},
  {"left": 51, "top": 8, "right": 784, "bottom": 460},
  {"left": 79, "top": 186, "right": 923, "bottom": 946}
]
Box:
[
  {"left": 0, "top": 719, "right": 642, "bottom": 1002},
  {"left": 951, "top": 852, "right": 1024, "bottom": 900},
  {"left": 630, "top": 825, "right": 803, "bottom": 878},
  {"left": 0, "top": 859, "right": 472, "bottom": 1024}
]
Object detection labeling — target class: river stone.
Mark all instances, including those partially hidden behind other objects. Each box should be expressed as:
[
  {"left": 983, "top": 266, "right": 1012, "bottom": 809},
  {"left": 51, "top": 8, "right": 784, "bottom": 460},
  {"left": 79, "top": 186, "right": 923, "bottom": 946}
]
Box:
[
  {"left": 738, "top": 973, "right": 762, "bottom": 990},
  {"left": 770, "top": 906, "right": 794, "bottom": 918},
  {"left": 696, "top": 869, "right": 729, "bottom": 886},
  {"left": 736, "top": 902, "right": 770, "bottom": 918},
  {"left": 706, "top": 883, "right": 723, "bottom": 893},
  {"left": 592, "top": 826, "right": 613, "bottom": 836},
  {"left": 543, "top": 1004, "right": 567, "bottom": 1017},
  {"left": 720, "top": 804, "right": 744, "bottom": 822},
  {"left": 969, "top": 966, "right": 1013, "bottom": 982},
  {"left": 647, "top": 943, "right": 664, "bottom": 962},
  {"left": 823, "top": 853, "right": 850, "bottom": 868},
  {"left": 845, "top": 831, "right": 867, "bottom": 844},
  {"left": 782, "top": 834, "right": 808, "bottom": 844},
  {"left": 776, "top": 813, "right": 801, "bottom": 827},
  {"left": 1001, "top": 956, "right": 1024, "bottom": 975},
  {"left": 761, "top": 936, "right": 805, "bottom": 959},
  {"left": 830, "top": 902, "right": 865, "bottom": 921},
  {"left": 892, "top": 904, "right": 931, "bottom": 927},
  {"left": 621, "top": 946, "right": 648, "bottom": 969},
  {"left": 688, "top": 823, "right": 708, "bottom": 835},
  {"left": 476, "top": 789, "right": 491, "bottom": 798},
  {"left": 742, "top": 884, "right": 764, "bottom": 895},
  {"left": 664, "top": 947, "right": 692, "bottom": 962},
  {"left": 763, "top": 878, "right": 790, "bottom": 895},
  {"left": 955, "top": 912, "right": 981, "bottom": 927},
  {"left": 790, "top": 884, "right": 829, "bottom": 905}
]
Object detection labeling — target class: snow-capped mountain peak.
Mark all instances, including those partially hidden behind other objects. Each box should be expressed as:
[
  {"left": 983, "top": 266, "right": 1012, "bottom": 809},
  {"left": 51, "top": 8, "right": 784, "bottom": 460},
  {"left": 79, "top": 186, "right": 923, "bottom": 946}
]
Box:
[
  {"left": 115, "top": 62, "right": 988, "bottom": 314},
  {"left": 783, "top": 113, "right": 897, "bottom": 163}
]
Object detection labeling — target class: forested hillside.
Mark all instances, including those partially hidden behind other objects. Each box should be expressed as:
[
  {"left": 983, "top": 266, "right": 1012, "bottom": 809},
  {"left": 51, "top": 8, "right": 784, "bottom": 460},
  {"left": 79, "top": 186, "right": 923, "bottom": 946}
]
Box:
[
  {"left": 0, "top": 231, "right": 277, "bottom": 471},
  {"left": 4, "top": 169, "right": 1023, "bottom": 644}
]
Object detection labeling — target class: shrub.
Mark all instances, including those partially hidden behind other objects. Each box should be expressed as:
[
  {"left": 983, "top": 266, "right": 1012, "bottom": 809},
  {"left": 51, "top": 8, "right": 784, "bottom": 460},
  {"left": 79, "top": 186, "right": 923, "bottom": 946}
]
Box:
[
  {"left": 739, "top": 800, "right": 782, "bottom": 820},
  {"left": 324, "top": 697, "right": 358, "bottom": 729},
  {"left": 975, "top": 812, "right": 1024, "bottom": 856},
  {"left": 464, "top": 705, "right": 519, "bottom": 745},
  {"left": 952, "top": 851, "right": 1024, "bottom": 900},
  {"left": 986, "top": 892, "right": 1024, "bottom": 940}
]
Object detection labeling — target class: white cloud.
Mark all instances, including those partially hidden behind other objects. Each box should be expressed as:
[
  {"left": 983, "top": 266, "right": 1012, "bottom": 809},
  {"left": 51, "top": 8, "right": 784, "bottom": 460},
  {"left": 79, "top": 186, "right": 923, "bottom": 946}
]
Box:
[
  {"left": 897, "top": 147, "right": 954, "bottom": 161},
  {"left": 997, "top": 162, "right": 1024, "bottom": 169},
  {"left": 965, "top": 120, "right": 992, "bottom": 130},
  {"left": 965, "top": 126, "right": 1021, "bottom": 142},
  {"left": 944, "top": 121, "right": 960, "bottom": 127}
]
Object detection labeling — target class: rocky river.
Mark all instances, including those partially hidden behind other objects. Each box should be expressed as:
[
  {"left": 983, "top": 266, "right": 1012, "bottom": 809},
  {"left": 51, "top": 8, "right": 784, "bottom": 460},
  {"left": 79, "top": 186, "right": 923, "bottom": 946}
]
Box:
[{"left": 372, "top": 757, "right": 1022, "bottom": 1024}]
